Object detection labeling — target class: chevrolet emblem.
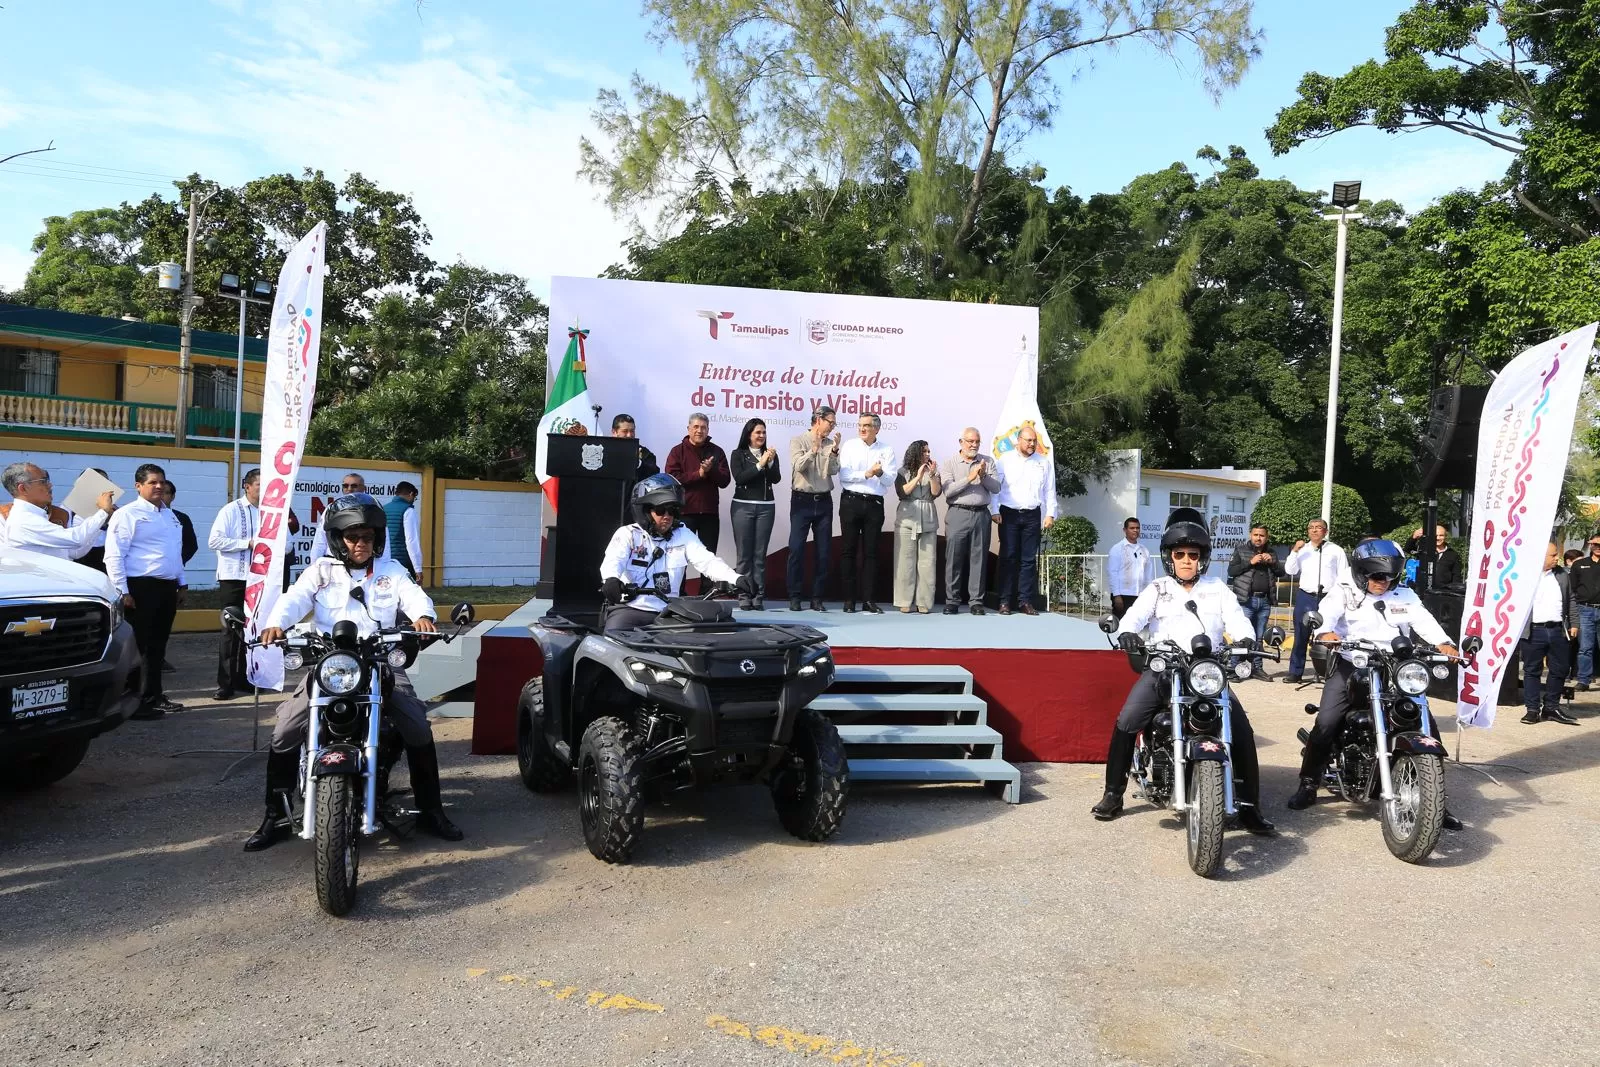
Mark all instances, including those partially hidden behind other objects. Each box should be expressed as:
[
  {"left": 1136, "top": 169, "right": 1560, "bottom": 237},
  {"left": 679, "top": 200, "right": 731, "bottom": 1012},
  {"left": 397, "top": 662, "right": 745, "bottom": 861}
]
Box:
[{"left": 5, "top": 616, "right": 56, "bottom": 638}]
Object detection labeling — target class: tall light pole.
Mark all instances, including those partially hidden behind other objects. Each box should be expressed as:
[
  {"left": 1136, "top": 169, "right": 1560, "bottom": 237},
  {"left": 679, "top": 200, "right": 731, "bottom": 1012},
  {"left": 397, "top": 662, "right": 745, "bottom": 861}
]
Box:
[
  {"left": 1320, "top": 180, "right": 1363, "bottom": 527},
  {"left": 216, "top": 274, "right": 274, "bottom": 495},
  {"left": 174, "top": 187, "right": 218, "bottom": 449}
]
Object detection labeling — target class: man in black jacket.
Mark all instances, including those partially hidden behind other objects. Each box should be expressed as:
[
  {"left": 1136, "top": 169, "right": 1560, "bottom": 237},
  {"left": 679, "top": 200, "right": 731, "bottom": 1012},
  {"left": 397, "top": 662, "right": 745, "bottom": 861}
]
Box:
[
  {"left": 1520, "top": 541, "right": 1579, "bottom": 724},
  {"left": 1407, "top": 525, "right": 1462, "bottom": 588},
  {"left": 1569, "top": 535, "right": 1600, "bottom": 690},
  {"left": 612, "top": 414, "right": 660, "bottom": 480},
  {"left": 1227, "top": 524, "right": 1281, "bottom": 680}
]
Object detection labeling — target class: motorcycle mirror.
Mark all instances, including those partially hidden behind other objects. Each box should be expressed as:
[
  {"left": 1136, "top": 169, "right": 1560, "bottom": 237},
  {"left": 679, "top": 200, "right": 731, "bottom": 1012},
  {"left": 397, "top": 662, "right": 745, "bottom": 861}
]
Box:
[
  {"left": 331, "top": 619, "right": 360, "bottom": 649},
  {"left": 1462, "top": 635, "right": 1483, "bottom": 657},
  {"left": 1097, "top": 614, "right": 1117, "bottom": 634},
  {"left": 1265, "top": 625, "right": 1286, "bottom": 647},
  {"left": 1303, "top": 611, "right": 1324, "bottom": 631},
  {"left": 219, "top": 604, "right": 246, "bottom": 629},
  {"left": 451, "top": 602, "right": 476, "bottom": 627}
]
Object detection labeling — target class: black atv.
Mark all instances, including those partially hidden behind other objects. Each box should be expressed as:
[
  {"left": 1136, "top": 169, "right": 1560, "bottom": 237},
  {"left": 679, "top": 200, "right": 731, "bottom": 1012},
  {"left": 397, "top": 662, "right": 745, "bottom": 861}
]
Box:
[{"left": 515, "top": 585, "right": 847, "bottom": 863}]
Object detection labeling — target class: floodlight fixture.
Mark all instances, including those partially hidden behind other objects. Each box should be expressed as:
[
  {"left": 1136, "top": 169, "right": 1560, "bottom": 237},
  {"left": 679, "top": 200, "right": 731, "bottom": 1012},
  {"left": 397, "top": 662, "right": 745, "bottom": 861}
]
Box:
[
  {"left": 250, "top": 279, "right": 274, "bottom": 300},
  {"left": 218, "top": 273, "right": 243, "bottom": 297},
  {"left": 1330, "top": 181, "right": 1362, "bottom": 208}
]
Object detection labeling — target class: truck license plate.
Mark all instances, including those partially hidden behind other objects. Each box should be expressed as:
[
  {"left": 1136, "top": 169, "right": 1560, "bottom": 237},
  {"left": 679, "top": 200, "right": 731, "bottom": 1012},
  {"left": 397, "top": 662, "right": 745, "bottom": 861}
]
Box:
[{"left": 12, "top": 680, "right": 68, "bottom": 719}]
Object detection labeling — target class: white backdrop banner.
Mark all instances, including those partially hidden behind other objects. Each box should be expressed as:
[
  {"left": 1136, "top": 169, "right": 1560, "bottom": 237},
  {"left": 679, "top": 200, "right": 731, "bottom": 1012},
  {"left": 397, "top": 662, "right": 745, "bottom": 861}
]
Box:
[
  {"left": 245, "top": 223, "right": 327, "bottom": 691},
  {"left": 548, "top": 277, "right": 1040, "bottom": 572},
  {"left": 1457, "top": 321, "right": 1598, "bottom": 728}
]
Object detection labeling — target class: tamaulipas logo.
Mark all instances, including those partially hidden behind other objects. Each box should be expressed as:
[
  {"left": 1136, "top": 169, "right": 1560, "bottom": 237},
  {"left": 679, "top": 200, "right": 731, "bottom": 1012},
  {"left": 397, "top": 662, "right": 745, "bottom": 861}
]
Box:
[{"left": 696, "top": 310, "right": 789, "bottom": 340}]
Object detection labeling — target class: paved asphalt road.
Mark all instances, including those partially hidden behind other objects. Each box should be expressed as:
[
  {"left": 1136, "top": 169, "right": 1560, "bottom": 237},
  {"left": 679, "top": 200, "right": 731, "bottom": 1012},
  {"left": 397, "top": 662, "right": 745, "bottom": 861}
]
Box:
[{"left": 3, "top": 633, "right": 1599, "bottom": 1066}]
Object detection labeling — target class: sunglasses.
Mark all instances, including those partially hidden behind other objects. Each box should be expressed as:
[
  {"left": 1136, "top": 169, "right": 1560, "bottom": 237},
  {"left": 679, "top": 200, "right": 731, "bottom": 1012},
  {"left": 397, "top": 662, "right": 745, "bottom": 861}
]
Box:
[
  {"left": 341, "top": 531, "right": 376, "bottom": 545},
  {"left": 1169, "top": 549, "right": 1202, "bottom": 561},
  {"left": 648, "top": 505, "right": 681, "bottom": 517}
]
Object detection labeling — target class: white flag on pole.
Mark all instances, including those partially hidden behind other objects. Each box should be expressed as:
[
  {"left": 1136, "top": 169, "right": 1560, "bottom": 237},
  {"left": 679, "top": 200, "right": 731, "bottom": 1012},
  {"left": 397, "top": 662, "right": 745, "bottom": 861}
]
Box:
[
  {"left": 244, "top": 223, "right": 328, "bottom": 691},
  {"left": 1457, "top": 321, "right": 1598, "bottom": 728},
  {"left": 989, "top": 339, "right": 1055, "bottom": 489}
]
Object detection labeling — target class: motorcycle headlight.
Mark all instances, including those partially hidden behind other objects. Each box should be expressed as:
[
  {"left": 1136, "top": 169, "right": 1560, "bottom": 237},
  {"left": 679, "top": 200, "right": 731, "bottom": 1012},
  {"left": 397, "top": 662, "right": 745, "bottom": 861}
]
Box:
[
  {"left": 1233, "top": 661, "right": 1253, "bottom": 681},
  {"left": 317, "top": 652, "right": 364, "bottom": 695},
  {"left": 1350, "top": 651, "right": 1370, "bottom": 669},
  {"left": 1395, "top": 660, "right": 1431, "bottom": 696},
  {"left": 284, "top": 651, "right": 305, "bottom": 672},
  {"left": 1432, "top": 663, "right": 1450, "bottom": 680},
  {"left": 1188, "top": 660, "right": 1226, "bottom": 698},
  {"left": 1148, "top": 656, "right": 1168, "bottom": 675}
]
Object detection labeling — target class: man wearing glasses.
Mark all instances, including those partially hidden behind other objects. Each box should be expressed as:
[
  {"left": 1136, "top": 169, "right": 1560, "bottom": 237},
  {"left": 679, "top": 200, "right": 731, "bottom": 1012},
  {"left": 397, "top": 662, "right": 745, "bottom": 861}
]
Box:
[
  {"left": 308, "top": 474, "right": 394, "bottom": 567},
  {"left": 940, "top": 428, "right": 1000, "bottom": 614},
  {"left": 0, "top": 462, "right": 116, "bottom": 560}
]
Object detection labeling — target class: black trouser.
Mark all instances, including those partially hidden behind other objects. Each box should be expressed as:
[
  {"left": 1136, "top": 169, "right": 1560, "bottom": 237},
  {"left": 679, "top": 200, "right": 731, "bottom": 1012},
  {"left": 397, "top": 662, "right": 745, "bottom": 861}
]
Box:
[
  {"left": 838, "top": 491, "right": 884, "bottom": 605},
  {"left": 1104, "top": 670, "right": 1263, "bottom": 807},
  {"left": 1521, "top": 622, "right": 1570, "bottom": 714},
  {"left": 1299, "top": 657, "right": 1446, "bottom": 777},
  {"left": 996, "top": 505, "right": 1041, "bottom": 608},
  {"left": 730, "top": 500, "right": 774, "bottom": 598},
  {"left": 79, "top": 546, "right": 106, "bottom": 573},
  {"left": 127, "top": 576, "right": 179, "bottom": 703},
  {"left": 683, "top": 513, "right": 720, "bottom": 553},
  {"left": 787, "top": 491, "right": 833, "bottom": 599},
  {"left": 1111, "top": 595, "right": 1136, "bottom": 620},
  {"left": 216, "top": 579, "right": 247, "bottom": 692}
]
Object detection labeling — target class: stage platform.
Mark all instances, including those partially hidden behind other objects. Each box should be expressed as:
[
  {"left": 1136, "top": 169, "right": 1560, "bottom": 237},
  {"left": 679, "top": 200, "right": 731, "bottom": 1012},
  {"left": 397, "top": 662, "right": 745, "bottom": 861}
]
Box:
[{"left": 440, "top": 599, "right": 1133, "bottom": 764}]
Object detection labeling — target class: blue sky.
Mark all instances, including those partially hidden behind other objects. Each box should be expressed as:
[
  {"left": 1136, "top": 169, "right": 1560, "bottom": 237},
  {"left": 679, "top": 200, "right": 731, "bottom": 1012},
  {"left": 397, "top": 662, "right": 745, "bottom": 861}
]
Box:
[{"left": 0, "top": 0, "right": 1510, "bottom": 296}]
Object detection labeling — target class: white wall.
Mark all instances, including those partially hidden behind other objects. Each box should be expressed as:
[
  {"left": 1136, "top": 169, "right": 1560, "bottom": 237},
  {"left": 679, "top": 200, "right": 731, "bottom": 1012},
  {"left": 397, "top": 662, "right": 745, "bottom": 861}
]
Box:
[
  {"left": 290, "top": 463, "right": 423, "bottom": 578},
  {"left": 1060, "top": 448, "right": 1140, "bottom": 551},
  {"left": 18, "top": 447, "right": 232, "bottom": 588},
  {"left": 440, "top": 487, "right": 542, "bottom": 586},
  {"left": 1138, "top": 467, "right": 1268, "bottom": 564}
]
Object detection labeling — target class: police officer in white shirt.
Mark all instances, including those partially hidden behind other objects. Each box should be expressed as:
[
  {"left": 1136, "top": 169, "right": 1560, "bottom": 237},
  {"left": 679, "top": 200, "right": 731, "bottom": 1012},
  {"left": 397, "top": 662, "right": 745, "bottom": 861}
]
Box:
[
  {"left": 105, "top": 463, "right": 186, "bottom": 719},
  {"left": 1105, "top": 516, "right": 1149, "bottom": 619},
  {"left": 208, "top": 468, "right": 260, "bottom": 700},
  {"left": 245, "top": 494, "right": 462, "bottom": 851},
  {"left": 990, "top": 424, "right": 1056, "bottom": 614},
  {"left": 1288, "top": 539, "right": 1462, "bottom": 828},
  {"left": 1283, "top": 518, "right": 1348, "bottom": 683},
  {"left": 0, "top": 461, "right": 115, "bottom": 560},
  {"left": 837, "top": 413, "right": 897, "bottom": 614},
  {"left": 307, "top": 473, "right": 392, "bottom": 565},
  {"left": 1093, "top": 511, "right": 1275, "bottom": 833},
  {"left": 601, "top": 474, "right": 754, "bottom": 630}
]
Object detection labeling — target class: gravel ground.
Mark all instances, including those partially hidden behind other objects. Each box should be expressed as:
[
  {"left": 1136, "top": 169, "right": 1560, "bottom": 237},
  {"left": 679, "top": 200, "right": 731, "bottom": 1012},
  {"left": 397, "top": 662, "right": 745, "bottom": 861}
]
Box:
[{"left": 3, "top": 634, "right": 1598, "bottom": 1066}]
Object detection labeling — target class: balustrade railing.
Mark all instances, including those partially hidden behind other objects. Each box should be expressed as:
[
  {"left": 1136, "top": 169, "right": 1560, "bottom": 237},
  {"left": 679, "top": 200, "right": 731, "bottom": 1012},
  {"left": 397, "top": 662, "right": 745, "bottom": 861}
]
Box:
[{"left": 0, "top": 390, "right": 258, "bottom": 443}]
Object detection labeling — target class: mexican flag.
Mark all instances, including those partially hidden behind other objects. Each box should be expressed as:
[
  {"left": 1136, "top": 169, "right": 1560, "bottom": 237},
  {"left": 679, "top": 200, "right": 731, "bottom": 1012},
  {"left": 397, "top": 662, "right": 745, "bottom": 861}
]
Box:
[{"left": 535, "top": 325, "right": 592, "bottom": 511}]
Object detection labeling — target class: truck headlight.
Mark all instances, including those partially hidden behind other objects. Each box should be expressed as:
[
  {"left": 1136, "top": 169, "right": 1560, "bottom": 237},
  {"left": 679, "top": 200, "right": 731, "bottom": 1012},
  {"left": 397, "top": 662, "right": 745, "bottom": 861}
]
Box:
[
  {"left": 317, "top": 652, "right": 363, "bottom": 695},
  {"left": 1395, "top": 660, "right": 1431, "bottom": 696},
  {"left": 1188, "top": 660, "right": 1226, "bottom": 698}
]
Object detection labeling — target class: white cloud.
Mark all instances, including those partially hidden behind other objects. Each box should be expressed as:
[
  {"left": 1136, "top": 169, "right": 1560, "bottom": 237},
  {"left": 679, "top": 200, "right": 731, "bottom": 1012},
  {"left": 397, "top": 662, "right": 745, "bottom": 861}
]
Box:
[{"left": 1283, "top": 128, "right": 1513, "bottom": 214}]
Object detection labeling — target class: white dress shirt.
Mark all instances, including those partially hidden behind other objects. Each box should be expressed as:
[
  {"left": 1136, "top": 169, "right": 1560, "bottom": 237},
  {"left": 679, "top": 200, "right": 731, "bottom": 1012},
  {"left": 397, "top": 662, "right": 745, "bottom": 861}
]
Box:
[
  {"left": 2, "top": 499, "right": 108, "bottom": 560},
  {"left": 992, "top": 449, "right": 1058, "bottom": 518},
  {"left": 208, "top": 496, "right": 259, "bottom": 582},
  {"left": 1114, "top": 574, "right": 1255, "bottom": 649},
  {"left": 1530, "top": 570, "right": 1564, "bottom": 624},
  {"left": 838, "top": 438, "right": 898, "bottom": 498},
  {"left": 402, "top": 505, "right": 422, "bottom": 575},
  {"left": 104, "top": 496, "right": 186, "bottom": 594},
  {"left": 1313, "top": 584, "right": 1451, "bottom": 659},
  {"left": 1106, "top": 537, "right": 1151, "bottom": 597},
  {"left": 1285, "top": 540, "right": 1347, "bottom": 597},
  {"left": 265, "top": 557, "right": 434, "bottom": 638},
  {"left": 599, "top": 522, "right": 740, "bottom": 614}
]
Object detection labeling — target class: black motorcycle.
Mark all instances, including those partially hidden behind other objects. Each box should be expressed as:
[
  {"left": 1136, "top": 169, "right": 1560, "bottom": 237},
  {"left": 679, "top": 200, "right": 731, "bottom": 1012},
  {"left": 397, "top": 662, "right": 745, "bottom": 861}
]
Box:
[
  {"left": 256, "top": 603, "right": 474, "bottom": 915},
  {"left": 1100, "top": 615, "right": 1285, "bottom": 877},
  {"left": 1299, "top": 615, "right": 1480, "bottom": 864}
]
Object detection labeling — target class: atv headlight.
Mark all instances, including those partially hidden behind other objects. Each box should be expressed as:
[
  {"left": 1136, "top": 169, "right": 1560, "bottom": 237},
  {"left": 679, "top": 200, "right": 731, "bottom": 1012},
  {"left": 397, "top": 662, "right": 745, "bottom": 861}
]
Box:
[
  {"left": 317, "top": 652, "right": 363, "bottom": 695},
  {"left": 1395, "top": 660, "right": 1431, "bottom": 696},
  {"left": 650, "top": 668, "right": 687, "bottom": 687},
  {"left": 1188, "top": 660, "right": 1226, "bottom": 698},
  {"left": 1350, "top": 651, "right": 1370, "bottom": 669}
]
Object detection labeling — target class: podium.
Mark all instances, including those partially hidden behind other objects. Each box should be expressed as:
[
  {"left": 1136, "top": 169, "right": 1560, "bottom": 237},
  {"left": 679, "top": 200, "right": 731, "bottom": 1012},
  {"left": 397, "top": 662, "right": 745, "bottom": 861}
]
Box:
[{"left": 536, "top": 434, "right": 637, "bottom": 617}]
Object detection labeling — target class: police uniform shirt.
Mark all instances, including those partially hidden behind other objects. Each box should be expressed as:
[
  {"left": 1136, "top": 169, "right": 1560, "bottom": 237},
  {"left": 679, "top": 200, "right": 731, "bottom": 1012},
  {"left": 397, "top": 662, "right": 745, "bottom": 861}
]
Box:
[
  {"left": 264, "top": 556, "right": 435, "bottom": 638},
  {"left": 1313, "top": 584, "right": 1451, "bottom": 660},
  {"left": 599, "top": 523, "right": 741, "bottom": 614},
  {"left": 1114, "top": 574, "right": 1255, "bottom": 650}
]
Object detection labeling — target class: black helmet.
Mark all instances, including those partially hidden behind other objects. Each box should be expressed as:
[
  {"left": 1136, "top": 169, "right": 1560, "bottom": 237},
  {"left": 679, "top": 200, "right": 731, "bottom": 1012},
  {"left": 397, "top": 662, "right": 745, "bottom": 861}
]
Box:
[
  {"left": 322, "top": 493, "right": 386, "bottom": 563},
  {"left": 631, "top": 473, "right": 684, "bottom": 529},
  {"left": 1160, "top": 506, "right": 1212, "bottom": 578},
  {"left": 1352, "top": 538, "right": 1405, "bottom": 583}
]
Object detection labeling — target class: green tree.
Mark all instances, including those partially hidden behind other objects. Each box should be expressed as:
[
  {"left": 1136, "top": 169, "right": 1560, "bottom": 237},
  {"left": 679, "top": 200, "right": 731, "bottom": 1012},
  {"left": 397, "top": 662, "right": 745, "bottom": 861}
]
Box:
[{"left": 1250, "top": 480, "right": 1371, "bottom": 545}]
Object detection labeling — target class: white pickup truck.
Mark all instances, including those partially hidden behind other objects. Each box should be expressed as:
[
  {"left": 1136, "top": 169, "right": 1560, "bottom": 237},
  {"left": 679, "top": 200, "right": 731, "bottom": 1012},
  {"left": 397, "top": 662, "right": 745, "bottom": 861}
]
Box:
[{"left": 0, "top": 547, "right": 142, "bottom": 787}]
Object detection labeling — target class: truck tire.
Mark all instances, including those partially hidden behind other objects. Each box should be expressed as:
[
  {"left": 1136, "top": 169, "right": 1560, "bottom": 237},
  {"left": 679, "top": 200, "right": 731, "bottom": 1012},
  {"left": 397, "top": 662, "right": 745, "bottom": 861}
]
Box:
[
  {"left": 578, "top": 716, "right": 644, "bottom": 864},
  {"left": 772, "top": 708, "right": 849, "bottom": 842},
  {"left": 516, "top": 678, "right": 569, "bottom": 792},
  {"left": 3, "top": 737, "right": 92, "bottom": 790}
]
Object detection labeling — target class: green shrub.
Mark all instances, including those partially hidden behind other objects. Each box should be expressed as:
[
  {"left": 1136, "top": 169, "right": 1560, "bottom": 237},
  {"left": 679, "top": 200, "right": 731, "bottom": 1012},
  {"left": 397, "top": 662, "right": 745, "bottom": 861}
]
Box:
[
  {"left": 1250, "top": 481, "right": 1371, "bottom": 545},
  {"left": 1046, "top": 514, "right": 1100, "bottom": 554}
]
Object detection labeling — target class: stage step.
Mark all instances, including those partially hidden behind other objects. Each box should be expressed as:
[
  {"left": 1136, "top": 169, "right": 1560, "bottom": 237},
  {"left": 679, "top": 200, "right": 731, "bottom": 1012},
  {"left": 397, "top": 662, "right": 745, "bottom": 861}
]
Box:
[
  {"left": 849, "top": 758, "right": 1022, "bottom": 805},
  {"left": 835, "top": 723, "right": 1001, "bottom": 749},
  {"left": 810, "top": 692, "right": 987, "bottom": 723},
  {"left": 833, "top": 664, "right": 973, "bottom": 693}
]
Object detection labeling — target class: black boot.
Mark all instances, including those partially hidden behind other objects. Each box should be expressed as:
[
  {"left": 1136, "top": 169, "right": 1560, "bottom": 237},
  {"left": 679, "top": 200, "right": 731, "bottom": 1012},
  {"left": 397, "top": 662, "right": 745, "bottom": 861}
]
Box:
[
  {"left": 1286, "top": 776, "right": 1319, "bottom": 810},
  {"left": 1442, "top": 808, "right": 1464, "bottom": 832},
  {"left": 1093, "top": 728, "right": 1137, "bottom": 821},
  {"left": 1236, "top": 805, "right": 1277, "bottom": 835},
  {"left": 407, "top": 743, "right": 464, "bottom": 841},
  {"left": 244, "top": 748, "right": 298, "bottom": 852}
]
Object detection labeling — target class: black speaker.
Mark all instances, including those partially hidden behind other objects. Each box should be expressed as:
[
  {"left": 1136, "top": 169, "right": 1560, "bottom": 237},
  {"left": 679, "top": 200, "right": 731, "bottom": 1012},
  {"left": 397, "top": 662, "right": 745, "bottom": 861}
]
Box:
[{"left": 1417, "top": 386, "right": 1488, "bottom": 491}]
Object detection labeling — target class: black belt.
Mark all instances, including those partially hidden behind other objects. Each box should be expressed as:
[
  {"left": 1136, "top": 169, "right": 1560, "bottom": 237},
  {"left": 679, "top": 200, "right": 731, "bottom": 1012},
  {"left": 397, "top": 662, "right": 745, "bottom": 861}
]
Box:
[
  {"left": 1533, "top": 620, "right": 1565, "bottom": 627},
  {"left": 792, "top": 489, "right": 831, "bottom": 497},
  {"left": 950, "top": 503, "right": 988, "bottom": 511},
  {"left": 841, "top": 490, "right": 883, "bottom": 501}
]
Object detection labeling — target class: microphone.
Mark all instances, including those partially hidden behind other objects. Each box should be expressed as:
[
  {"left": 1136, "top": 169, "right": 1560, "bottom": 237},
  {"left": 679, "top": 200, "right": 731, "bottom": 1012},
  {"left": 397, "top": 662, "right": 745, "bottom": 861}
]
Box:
[
  {"left": 1373, "top": 600, "right": 1386, "bottom": 618},
  {"left": 349, "top": 586, "right": 365, "bottom": 604}
]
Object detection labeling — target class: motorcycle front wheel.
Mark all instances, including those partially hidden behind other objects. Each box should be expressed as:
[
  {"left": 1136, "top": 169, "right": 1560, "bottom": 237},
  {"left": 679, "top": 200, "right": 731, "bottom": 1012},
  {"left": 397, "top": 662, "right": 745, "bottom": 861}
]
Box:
[
  {"left": 315, "top": 776, "right": 361, "bottom": 916},
  {"left": 1381, "top": 752, "right": 1444, "bottom": 864},
  {"left": 1185, "top": 761, "right": 1226, "bottom": 878}
]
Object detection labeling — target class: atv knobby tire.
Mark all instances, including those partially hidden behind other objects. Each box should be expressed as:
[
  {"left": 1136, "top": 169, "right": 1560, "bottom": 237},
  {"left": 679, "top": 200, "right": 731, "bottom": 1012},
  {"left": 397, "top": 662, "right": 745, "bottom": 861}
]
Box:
[
  {"left": 578, "top": 716, "right": 644, "bottom": 863},
  {"left": 772, "top": 707, "right": 849, "bottom": 842},
  {"left": 516, "top": 678, "right": 569, "bottom": 792}
]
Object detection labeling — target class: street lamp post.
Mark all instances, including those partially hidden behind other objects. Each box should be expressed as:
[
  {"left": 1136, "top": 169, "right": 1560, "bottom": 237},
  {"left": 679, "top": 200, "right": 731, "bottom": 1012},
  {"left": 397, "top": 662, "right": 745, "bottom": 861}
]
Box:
[
  {"left": 216, "top": 274, "right": 275, "bottom": 494},
  {"left": 174, "top": 188, "right": 218, "bottom": 449},
  {"left": 1320, "top": 180, "right": 1363, "bottom": 527}
]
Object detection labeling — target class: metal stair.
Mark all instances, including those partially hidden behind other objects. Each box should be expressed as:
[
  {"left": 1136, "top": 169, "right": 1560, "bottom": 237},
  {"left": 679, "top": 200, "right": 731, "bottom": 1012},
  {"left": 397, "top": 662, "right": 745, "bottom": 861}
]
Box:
[{"left": 812, "top": 664, "right": 1022, "bottom": 803}]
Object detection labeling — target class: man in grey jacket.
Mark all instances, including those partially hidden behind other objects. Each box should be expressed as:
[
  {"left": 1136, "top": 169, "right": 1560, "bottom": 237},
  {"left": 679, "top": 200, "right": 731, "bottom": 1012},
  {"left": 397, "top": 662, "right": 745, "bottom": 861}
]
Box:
[
  {"left": 1226, "top": 524, "right": 1281, "bottom": 680},
  {"left": 1520, "top": 540, "right": 1579, "bottom": 725}
]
